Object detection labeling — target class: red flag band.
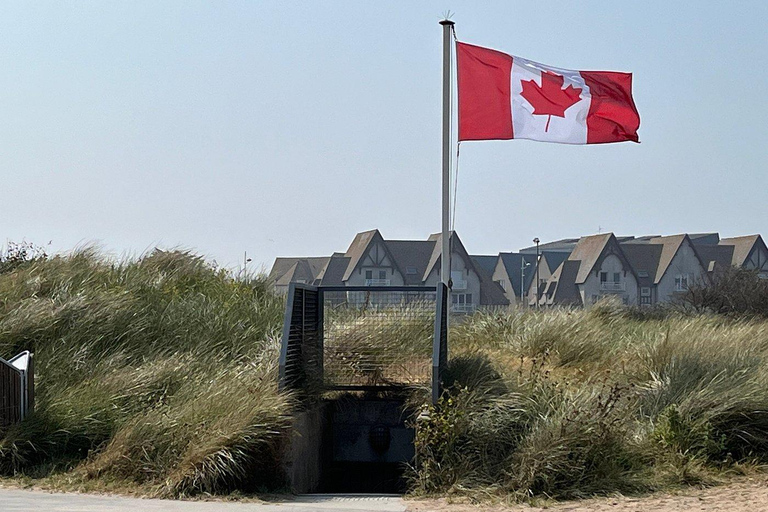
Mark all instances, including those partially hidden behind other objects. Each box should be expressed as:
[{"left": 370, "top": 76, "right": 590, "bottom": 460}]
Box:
[{"left": 457, "top": 42, "right": 640, "bottom": 144}]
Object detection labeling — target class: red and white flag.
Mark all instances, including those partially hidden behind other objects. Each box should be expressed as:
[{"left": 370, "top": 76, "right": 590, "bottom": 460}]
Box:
[{"left": 457, "top": 42, "right": 640, "bottom": 144}]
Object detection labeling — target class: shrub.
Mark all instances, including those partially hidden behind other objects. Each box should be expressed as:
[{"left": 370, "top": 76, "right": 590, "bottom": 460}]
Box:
[{"left": 678, "top": 267, "right": 768, "bottom": 318}]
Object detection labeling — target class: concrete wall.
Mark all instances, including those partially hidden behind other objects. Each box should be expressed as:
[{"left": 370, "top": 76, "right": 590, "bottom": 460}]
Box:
[
  {"left": 580, "top": 254, "right": 639, "bottom": 306},
  {"left": 285, "top": 402, "right": 332, "bottom": 494}
]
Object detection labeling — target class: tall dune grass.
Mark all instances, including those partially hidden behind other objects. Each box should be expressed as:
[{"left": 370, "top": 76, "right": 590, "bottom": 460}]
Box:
[
  {"left": 0, "top": 248, "right": 290, "bottom": 496},
  {"left": 3, "top": 249, "right": 768, "bottom": 501},
  {"left": 414, "top": 300, "right": 768, "bottom": 499}
]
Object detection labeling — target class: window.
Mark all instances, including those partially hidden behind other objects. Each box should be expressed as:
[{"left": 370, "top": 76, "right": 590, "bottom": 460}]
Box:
[
  {"left": 641, "top": 287, "right": 651, "bottom": 297},
  {"left": 622, "top": 296, "right": 629, "bottom": 305},
  {"left": 640, "top": 296, "right": 652, "bottom": 306},
  {"left": 613, "top": 272, "right": 621, "bottom": 283},
  {"left": 406, "top": 266, "right": 418, "bottom": 275},
  {"left": 591, "top": 294, "right": 599, "bottom": 304},
  {"left": 600, "top": 272, "right": 608, "bottom": 283},
  {"left": 451, "top": 293, "right": 473, "bottom": 311},
  {"left": 365, "top": 270, "right": 373, "bottom": 280},
  {"left": 674, "top": 274, "right": 690, "bottom": 291},
  {"left": 638, "top": 271, "right": 649, "bottom": 278},
  {"left": 379, "top": 270, "right": 386, "bottom": 280},
  {"left": 499, "top": 279, "right": 507, "bottom": 291}
]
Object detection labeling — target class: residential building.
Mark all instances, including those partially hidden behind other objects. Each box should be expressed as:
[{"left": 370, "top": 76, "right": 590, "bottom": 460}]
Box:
[
  {"left": 269, "top": 230, "right": 767, "bottom": 310},
  {"left": 541, "top": 233, "right": 639, "bottom": 306},
  {"left": 719, "top": 235, "right": 768, "bottom": 278},
  {"left": 491, "top": 253, "right": 538, "bottom": 305},
  {"left": 268, "top": 230, "right": 509, "bottom": 312}
]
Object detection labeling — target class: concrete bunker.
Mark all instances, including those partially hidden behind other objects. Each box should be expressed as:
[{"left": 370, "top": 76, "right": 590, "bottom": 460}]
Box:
[{"left": 279, "top": 284, "right": 448, "bottom": 493}]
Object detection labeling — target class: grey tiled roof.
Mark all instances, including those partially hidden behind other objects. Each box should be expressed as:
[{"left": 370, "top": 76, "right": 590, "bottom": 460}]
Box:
[
  {"left": 720, "top": 235, "right": 763, "bottom": 267},
  {"left": 470, "top": 255, "right": 498, "bottom": 277},
  {"left": 498, "top": 252, "right": 538, "bottom": 298},
  {"left": 387, "top": 240, "right": 436, "bottom": 285},
  {"left": 568, "top": 233, "right": 614, "bottom": 284},
  {"left": 621, "top": 243, "right": 662, "bottom": 286}
]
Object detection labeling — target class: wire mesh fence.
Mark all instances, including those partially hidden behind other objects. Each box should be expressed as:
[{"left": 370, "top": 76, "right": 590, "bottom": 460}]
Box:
[{"left": 322, "top": 288, "right": 436, "bottom": 390}]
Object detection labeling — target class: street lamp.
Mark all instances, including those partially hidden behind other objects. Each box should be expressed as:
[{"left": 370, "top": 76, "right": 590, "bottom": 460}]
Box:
[
  {"left": 520, "top": 260, "right": 531, "bottom": 307},
  {"left": 533, "top": 238, "right": 541, "bottom": 308}
]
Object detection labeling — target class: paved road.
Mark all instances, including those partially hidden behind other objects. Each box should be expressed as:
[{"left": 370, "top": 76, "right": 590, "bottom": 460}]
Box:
[{"left": 0, "top": 489, "right": 407, "bottom": 512}]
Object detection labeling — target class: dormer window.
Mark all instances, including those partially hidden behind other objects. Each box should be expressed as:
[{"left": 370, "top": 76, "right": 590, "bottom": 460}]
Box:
[
  {"left": 638, "top": 271, "right": 649, "bottom": 278},
  {"left": 365, "top": 270, "right": 373, "bottom": 280},
  {"left": 406, "top": 266, "right": 418, "bottom": 275}
]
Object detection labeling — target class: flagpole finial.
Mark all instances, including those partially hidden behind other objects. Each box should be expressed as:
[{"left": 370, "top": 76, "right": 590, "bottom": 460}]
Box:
[{"left": 439, "top": 19, "right": 454, "bottom": 26}]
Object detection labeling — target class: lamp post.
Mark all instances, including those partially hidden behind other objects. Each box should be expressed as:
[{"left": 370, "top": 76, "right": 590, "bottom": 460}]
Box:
[
  {"left": 520, "top": 260, "right": 531, "bottom": 307},
  {"left": 533, "top": 238, "right": 541, "bottom": 308}
]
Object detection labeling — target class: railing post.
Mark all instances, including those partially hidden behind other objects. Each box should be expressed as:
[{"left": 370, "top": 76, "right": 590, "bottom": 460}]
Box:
[{"left": 432, "top": 283, "right": 449, "bottom": 404}]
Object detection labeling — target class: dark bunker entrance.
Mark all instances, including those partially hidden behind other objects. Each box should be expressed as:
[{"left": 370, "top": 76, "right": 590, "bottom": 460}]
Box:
[{"left": 279, "top": 285, "right": 448, "bottom": 494}]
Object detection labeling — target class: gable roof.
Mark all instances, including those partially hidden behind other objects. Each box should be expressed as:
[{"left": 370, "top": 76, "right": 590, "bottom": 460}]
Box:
[
  {"left": 424, "top": 232, "right": 479, "bottom": 282},
  {"left": 541, "top": 251, "right": 570, "bottom": 275},
  {"left": 471, "top": 255, "right": 498, "bottom": 277},
  {"left": 719, "top": 235, "right": 763, "bottom": 267},
  {"left": 520, "top": 238, "right": 579, "bottom": 254},
  {"left": 274, "top": 259, "right": 316, "bottom": 286},
  {"left": 620, "top": 243, "right": 662, "bottom": 285},
  {"left": 319, "top": 256, "right": 350, "bottom": 285},
  {"left": 696, "top": 244, "right": 734, "bottom": 273},
  {"left": 498, "top": 252, "right": 539, "bottom": 298},
  {"left": 544, "top": 260, "right": 583, "bottom": 306},
  {"left": 478, "top": 270, "right": 510, "bottom": 306},
  {"left": 568, "top": 233, "right": 614, "bottom": 284},
  {"left": 342, "top": 229, "right": 380, "bottom": 281},
  {"left": 269, "top": 256, "right": 330, "bottom": 284},
  {"left": 647, "top": 234, "right": 703, "bottom": 284},
  {"left": 689, "top": 233, "right": 721, "bottom": 246},
  {"left": 268, "top": 257, "right": 301, "bottom": 283},
  {"left": 342, "top": 229, "right": 404, "bottom": 282},
  {"left": 387, "top": 240, "right": 436, "bottom": 285}
]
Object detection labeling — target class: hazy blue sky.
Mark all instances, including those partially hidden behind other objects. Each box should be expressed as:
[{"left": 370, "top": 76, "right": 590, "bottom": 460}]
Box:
[{"left": 2, "top": 2, "right": 766, "bottom": 272}]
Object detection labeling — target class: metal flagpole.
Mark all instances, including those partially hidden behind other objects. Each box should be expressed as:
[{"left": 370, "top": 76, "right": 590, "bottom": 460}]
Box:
[{"left": 440, "top": 19, "right": 454, "bottom": 290}]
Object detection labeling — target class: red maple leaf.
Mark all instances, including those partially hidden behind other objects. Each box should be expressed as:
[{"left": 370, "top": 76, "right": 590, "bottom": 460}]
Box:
[{"left": 520, "top": 71, "right": 582, "bottom": 132}]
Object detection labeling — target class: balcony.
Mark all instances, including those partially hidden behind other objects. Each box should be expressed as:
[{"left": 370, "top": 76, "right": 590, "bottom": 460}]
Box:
[
  {"left": 451, "top": 304, "right": 476, "bottom": 314},
  {"left": 600, "top": 281, "right": 625, "bottom": 291},
  {"left": 451, "top": 279, "right": 467, "bottom": 290},
  {"left": 364, "top": 279, "right": 390, "bottom": 286}
]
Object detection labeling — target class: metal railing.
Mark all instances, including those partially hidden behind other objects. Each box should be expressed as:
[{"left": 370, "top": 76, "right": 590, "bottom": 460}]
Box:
[
  {"left": 600, "top": 281, "right": 626, "bottom": 291},
  {"left": 451, "top": 279, "right": 467, "bottom": 290},
  {"left": 280, "top": 284, "right": 449, "bottom": 404},
  {"left": 1, "top": 351, "right": 34, "bottom": 430},
  {"left": 364, "top": 279, "right": 390, "bottom": 286}
]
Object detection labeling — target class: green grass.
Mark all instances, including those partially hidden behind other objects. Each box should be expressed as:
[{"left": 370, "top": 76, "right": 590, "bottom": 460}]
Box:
[
  {"left": 413, "top": 301, "right": 768, "bottom": 499},
  {"left": 3, "top": 250, "right": 768, "bottom": 501},
  {"left": 0, "top": 248, "right": 291, "bottom": 497}
]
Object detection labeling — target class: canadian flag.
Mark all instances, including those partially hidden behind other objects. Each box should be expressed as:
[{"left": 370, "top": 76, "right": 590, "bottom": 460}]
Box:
[{"left": 457, "top": 42, "right": 640, "bottom": 144}]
